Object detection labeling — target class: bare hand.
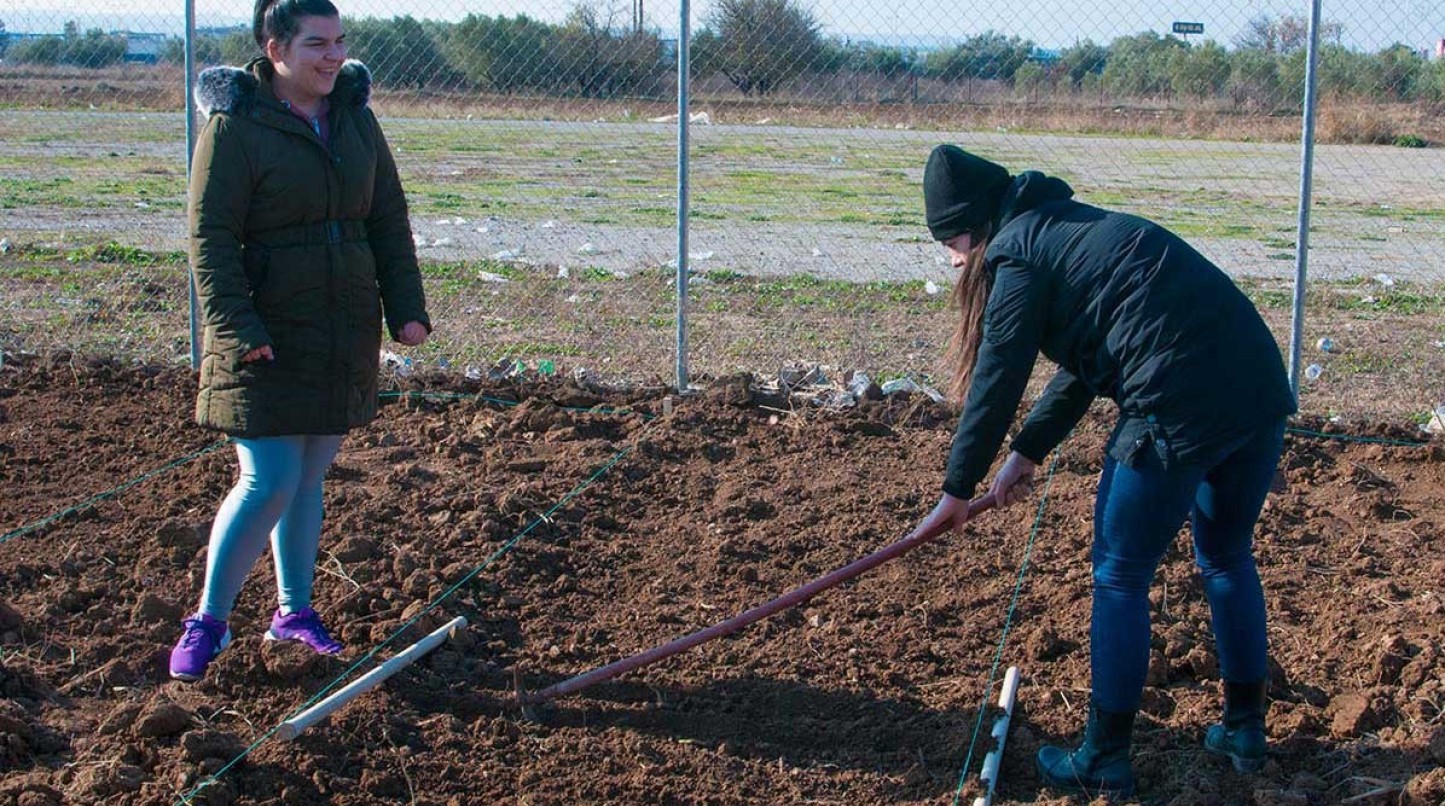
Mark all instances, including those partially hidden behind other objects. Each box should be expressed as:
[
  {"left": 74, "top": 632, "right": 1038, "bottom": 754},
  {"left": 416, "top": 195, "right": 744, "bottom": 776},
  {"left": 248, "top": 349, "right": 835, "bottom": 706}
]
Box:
[
  {"left": 912, "top": 492, "right": 973, "bottom": 540},
  {"left": 988, "top": 451, "right": 1037, "bottom": 508},
  {"left": 396, "top": 321, "right": 429, "bottom": 346},
  {"left": 242, "top": 345, "right": 274, "bottom": 363}
]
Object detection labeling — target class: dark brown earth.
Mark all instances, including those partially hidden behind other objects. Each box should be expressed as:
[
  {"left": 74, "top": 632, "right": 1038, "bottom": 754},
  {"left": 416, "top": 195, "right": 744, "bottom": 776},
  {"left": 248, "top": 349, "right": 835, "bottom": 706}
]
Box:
[{"left": 1, "top": 357, "right": 1442, "bottom": 806}]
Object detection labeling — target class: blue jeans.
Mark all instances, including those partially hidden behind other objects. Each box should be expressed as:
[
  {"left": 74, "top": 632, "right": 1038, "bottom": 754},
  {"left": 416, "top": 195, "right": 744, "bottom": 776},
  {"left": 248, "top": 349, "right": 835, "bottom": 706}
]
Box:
[
  {"left": 1090, "top": 420, "right": 1285, "bottom": 712},
  {"left": 198, "top": 435, "right": 344, "bottom": 621}
]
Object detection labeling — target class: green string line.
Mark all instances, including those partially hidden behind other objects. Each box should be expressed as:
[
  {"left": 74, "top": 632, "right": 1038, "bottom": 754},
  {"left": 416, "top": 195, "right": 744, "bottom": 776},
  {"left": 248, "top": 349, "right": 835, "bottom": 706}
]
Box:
[
  {"left": 1285, "top": 426, "right": 1430, "bottom": 448},
  {"left": 0, "top": 440, "right": 229, "bottom": 547},
  {"left": 174, "top": 426, "right": 649, "bottom": 806},
  {"left": 950, "top": 445, "right": 1067, "bottom": 806},
  {"left": 379, "top": 389, "right": 656, "bottom": 420}
]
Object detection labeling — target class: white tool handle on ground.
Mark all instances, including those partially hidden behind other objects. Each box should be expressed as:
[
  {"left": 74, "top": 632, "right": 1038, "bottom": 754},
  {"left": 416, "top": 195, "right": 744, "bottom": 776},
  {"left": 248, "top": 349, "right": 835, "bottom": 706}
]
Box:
[
  {"left": 276, "top": 616, "right": 467, "bottom": 741},
  {"left": 972, "top": 665, "right": 1021, "bottom": 806}
]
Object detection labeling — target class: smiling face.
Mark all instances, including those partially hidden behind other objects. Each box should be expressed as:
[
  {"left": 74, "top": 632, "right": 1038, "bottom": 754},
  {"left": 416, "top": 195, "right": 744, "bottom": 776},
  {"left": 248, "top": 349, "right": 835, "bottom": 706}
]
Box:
[{"left": 265, "top": 14, "right": 346, "bottom": 107}]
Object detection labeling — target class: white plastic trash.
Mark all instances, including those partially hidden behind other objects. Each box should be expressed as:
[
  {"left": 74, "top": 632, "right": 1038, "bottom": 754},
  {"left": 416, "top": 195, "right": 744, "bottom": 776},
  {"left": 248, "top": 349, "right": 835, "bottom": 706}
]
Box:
[
  {"left": 881, "top": 378, "right": 920, "bottom": 396},
  {"left": 1424, "top": 405, "right": 1445, "bottom": 434},
  {"left": 847, "top": 371, "right": 872, "bottom": 396}
]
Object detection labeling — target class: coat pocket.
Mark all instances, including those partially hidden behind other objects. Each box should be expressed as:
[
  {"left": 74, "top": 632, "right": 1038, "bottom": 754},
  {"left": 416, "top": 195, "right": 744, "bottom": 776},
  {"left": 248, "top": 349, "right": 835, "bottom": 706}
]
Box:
[{"left": 202, "top": 326, "right": 246, "bottom": 389}]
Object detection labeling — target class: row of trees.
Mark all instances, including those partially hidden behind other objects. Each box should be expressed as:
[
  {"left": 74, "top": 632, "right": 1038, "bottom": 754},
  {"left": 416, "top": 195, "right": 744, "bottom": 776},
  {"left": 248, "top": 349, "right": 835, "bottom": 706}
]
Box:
[
  {"left": 1029, "top": 27, "right": 1445, "bottom": 107},
  {"left": 5, "top": 3, "right": 1445, "bottom": 107},
  {"left": 1, "top": 20, "right": 128, "bottom": 68}
]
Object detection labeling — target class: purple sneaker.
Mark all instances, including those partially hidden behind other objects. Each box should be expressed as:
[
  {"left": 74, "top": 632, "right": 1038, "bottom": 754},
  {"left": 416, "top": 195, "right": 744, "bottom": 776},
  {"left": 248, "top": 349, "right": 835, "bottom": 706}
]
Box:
[
  {"left": 265, "top": 607, "right": 344, "bottom": 655},
  {"left": 169, "top": 613, "right": 231, "bottom": 681}
]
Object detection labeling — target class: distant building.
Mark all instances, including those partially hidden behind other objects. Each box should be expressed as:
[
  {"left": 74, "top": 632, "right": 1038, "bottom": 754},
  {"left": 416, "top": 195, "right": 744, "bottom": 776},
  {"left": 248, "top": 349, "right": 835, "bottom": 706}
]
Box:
[
  {"left": 117, "top": 31, "right": 169, "bottom": 64},
  {"left": 197, "top": 25, "right": 248, "bottom": 38},
  {"left": 1029, "top": 47, "right": 1061, "bottom": 65},
  {"left": 1436, "top": 38, "right": 1445, "bottom": 60}
]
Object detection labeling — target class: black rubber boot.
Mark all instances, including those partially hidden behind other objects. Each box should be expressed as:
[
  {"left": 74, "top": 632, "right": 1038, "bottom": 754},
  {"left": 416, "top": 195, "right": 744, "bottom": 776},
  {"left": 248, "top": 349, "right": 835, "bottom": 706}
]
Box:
[
  {"left": 1204, "top": 680, "right": 1268, "bottom": 772},
  {"left": 1036, "top": 702, "right": 1136, "bottom": 799}
]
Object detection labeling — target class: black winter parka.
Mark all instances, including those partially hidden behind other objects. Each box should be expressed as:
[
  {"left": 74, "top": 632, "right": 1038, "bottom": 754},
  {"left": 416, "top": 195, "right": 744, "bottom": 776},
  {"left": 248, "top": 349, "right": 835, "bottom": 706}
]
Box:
[{"left": 944, "top": 172, "right": 1296, "bottom": 499}]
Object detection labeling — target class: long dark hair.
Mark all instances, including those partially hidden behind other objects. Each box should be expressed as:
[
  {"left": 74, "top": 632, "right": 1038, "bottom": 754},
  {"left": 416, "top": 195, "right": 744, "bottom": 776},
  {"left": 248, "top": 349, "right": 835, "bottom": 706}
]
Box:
[
  {"left": 253, "top": 0, "right": 340, "bottom": 50},
  {"left": 944, "top": 221, "right": 995, "bottom": 404}
]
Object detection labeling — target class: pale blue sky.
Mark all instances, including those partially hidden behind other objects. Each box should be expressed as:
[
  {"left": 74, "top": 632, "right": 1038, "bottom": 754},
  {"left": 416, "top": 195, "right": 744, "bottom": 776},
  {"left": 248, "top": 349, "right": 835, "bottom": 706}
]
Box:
[{"left": 6, "top": 0, "right": 1443, "bottom": 53}]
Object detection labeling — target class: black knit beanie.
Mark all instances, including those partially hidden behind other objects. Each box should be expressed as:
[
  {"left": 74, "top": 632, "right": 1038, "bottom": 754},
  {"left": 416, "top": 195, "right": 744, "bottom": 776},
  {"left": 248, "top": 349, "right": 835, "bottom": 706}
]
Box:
[{"left": 924, "top": 145, "right": 1012, "bottom": 241}]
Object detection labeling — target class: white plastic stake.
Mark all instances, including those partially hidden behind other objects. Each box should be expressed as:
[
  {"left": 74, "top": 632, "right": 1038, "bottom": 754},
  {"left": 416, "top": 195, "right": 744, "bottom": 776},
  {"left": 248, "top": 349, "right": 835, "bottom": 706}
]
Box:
[
  {"left": 972, "top": 665, "right": 1022, "bottom": 806},
  {"left": 276, "top": 616, "right": 467, "bottom": 741}
]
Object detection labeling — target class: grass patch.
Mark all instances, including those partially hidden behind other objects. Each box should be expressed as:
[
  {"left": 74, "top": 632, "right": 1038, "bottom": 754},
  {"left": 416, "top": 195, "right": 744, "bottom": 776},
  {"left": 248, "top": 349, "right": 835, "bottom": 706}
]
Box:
[
  {"left": 1238, "top": 277, "right": 1445, "bottom": 316},
  {"left": 420, "top": 259, "right": 523, "bottom": 281},
  {"left": 71, "top": 242, "right": 185, "bottom": 266},
  {"left": 578, "top": 267, "right": 615, "bottom": 281},
  {"left": 1328, "top": 292, "right": 1442, "bottom": 315}
]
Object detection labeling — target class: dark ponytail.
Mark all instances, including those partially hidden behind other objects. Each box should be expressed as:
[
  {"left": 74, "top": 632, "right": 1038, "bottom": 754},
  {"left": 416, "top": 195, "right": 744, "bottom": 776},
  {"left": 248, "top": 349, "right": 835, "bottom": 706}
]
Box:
[
  {"left": 253, "top": 0, "right": 340, "bottom": 50},
  {"left": 944, "top": 221, "right": 996, "bottom": 404}
]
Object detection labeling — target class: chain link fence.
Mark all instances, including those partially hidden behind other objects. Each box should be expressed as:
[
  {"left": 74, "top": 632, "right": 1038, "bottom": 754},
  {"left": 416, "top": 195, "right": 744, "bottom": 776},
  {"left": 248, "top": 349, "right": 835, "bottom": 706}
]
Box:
[{"left": 1, "top": 0, "right": 1443, "bottom": 393}]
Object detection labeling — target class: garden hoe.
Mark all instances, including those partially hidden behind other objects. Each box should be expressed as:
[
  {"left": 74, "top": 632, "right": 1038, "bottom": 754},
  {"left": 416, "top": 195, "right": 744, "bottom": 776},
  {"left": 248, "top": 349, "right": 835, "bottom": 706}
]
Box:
[{"left": 514, "top": 493, "right": 997, "bottom": 715}]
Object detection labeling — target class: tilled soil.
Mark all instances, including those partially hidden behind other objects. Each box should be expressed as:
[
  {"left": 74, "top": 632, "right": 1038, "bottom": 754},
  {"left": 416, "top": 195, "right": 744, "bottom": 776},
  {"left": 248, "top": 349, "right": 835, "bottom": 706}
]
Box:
[{"left": 1, "top": 358, "right": 1442, "bottom": 806}]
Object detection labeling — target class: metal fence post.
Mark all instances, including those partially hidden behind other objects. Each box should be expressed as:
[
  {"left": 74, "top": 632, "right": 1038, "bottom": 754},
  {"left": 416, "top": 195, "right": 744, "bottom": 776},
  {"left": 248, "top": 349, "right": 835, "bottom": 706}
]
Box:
[
  {"left": 674, "top": 0, "right": 691, "bottom": 393},
  {"left": 1288, "top": 0, "right": 1325, "bottom": 399},
  {"left": 184, "top": 0, "right": 200, "bottom": 370}
]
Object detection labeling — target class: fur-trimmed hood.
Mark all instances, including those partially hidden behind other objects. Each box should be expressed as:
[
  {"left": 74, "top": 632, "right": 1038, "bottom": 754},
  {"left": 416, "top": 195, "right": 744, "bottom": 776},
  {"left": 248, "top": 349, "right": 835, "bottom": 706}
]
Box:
[{"left": 194, "top": 58, "right": 372, "bottom": 117}]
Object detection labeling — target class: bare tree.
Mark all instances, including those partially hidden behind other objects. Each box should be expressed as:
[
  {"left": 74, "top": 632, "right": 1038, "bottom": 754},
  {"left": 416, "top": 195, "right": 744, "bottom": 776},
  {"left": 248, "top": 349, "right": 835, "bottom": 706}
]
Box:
[
  {"left": 558, "top": 0, "right": 664, "bottom": 97},
  {"left": 1235, "top": 14, "right": 1343, "bottom": 54},
  {"left": 696, "top": 0, "right": 822, "bottom": 96}
]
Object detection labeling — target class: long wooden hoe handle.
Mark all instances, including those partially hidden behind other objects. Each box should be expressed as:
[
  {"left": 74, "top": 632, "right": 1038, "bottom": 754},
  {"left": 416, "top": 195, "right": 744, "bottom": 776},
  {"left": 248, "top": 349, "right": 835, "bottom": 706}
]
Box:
[{"left": 518, "top": 494, "right": 997, "bottom": 704}]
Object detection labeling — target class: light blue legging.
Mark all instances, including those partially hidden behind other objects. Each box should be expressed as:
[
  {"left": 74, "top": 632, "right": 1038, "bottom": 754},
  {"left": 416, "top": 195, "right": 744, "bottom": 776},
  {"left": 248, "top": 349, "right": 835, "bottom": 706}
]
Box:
[{"left": 197, "top": 434, "right": 345, "bottom": 621}]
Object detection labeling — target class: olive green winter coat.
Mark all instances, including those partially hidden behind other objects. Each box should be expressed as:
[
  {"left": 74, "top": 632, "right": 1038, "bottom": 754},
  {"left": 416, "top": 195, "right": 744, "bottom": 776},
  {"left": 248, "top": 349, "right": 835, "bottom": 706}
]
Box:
[{"left": 188, "top": 57, "right": 428, "bottom": 437}]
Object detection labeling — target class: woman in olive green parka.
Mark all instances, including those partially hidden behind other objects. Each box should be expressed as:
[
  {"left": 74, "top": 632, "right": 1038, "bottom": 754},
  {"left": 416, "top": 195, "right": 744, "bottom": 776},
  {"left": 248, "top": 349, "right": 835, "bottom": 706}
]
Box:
[
  {"left": 170, "top": 0, "right": 430, "bottom": 682},
  {"left": 188, "top": 38, "right": 426, "bottom": 434}
]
